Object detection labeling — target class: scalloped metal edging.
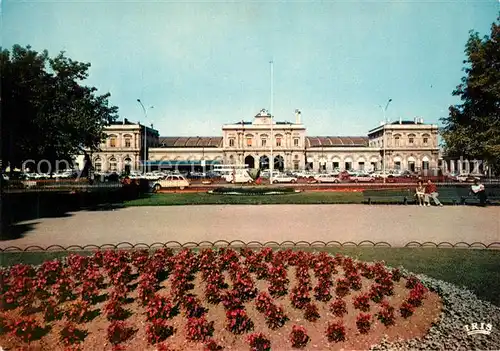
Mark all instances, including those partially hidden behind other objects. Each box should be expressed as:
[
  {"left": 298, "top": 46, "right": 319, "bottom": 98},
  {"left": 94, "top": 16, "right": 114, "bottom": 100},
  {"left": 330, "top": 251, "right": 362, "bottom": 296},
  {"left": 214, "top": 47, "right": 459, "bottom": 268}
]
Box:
[{"left": 1, "top": 240, "right": 499, "bottom": 253}]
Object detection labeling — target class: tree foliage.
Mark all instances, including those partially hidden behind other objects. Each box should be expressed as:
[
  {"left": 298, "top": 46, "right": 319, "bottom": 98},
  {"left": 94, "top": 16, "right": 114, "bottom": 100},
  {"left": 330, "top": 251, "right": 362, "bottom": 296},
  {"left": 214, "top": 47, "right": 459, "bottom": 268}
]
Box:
[
  {"left": 440, "top": 16, "right": 500, "bottom": 173},
  {"left": 1, "top": 44, "right": 118, "bottom": 171}
]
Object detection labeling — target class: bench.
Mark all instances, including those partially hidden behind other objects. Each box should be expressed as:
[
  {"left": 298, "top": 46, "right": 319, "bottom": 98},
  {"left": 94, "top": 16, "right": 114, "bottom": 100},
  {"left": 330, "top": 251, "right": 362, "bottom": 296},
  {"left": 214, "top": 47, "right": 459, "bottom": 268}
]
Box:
[
  {"left": 363, "top": 186, "right": 500, "bottom": 205},
  {"left": 363, "top": 188, "right": 416, "bottom": 205}
]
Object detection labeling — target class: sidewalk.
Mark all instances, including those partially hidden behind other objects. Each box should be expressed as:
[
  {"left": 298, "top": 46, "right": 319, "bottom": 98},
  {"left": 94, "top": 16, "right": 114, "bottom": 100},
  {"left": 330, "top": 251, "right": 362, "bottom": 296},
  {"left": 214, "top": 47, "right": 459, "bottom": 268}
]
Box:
[{"left": 1, "top": 205, "right": 499, "bottom": 249}]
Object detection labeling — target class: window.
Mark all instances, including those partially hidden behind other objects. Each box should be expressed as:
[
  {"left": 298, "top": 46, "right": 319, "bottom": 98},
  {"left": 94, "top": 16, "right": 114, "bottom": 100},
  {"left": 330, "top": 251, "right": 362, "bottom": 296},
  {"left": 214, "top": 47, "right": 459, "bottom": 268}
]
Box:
[
  {"left": 109, "top": 136, "right": 117, "bottom": 147},
  {"left": 294, "top": 138, "right": 299, "bottom": 147},
  {"left": 94, "top": 159, "right": 102, "bottom": 172},
  {"left": 423, "top": 137, "right": 428, "bottom": 144},
  {"left": 408, "top": 134, "right": 415, "bottom": 144},
  {"left": 294, "top": 162, "right": 299, "bottom": 171},
  {"left": 394, "top": 136, "right": 400, "bottom": 146},
  {"left": 276, "top": 138, "right": 281, "bottom": 147},
  {"left": 246, "top": 138, "right": 252, "bottom": 147},
  {"left": 332, "top": 162, "right": 339, "bottom": 170},
  {"left": 394, "top": 161, "right": 401, "bottom": 170},
  {"left": 229, "top": 139, "right": 235, "bottom": 147},
  {"left": 409, "top": 137, "right": 414, "bottom": 144},
  {"left": 345, "top": 162, "right": 352, "bottom": 171},
  {"left": 109, "top": 158, "right": 117, "bottom": 172},
  {"left": 125, "top": 137, "right": 131, "bottom": 148},
  {"left": 262, "top": 139, "right": 267, "bottom": 147},
  {"left": 422, "top": 161, "right": 429, "bottom": 170},
  {"left": 358, "top": 162, "right": 365, "bottom": 171}
]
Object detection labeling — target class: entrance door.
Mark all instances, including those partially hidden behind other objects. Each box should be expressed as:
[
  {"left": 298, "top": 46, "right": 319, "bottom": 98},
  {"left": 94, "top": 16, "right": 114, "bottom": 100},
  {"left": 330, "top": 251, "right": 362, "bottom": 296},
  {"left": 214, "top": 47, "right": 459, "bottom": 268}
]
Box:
[{"left": 244, "top": 155, "right": 255, "bottom": 168}]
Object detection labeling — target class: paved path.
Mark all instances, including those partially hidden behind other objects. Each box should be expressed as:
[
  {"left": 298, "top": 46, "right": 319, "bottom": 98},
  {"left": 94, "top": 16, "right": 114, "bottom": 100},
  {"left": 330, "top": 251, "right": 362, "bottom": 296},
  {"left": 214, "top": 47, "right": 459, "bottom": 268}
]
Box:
[{"left": 1, "top": 205, "right": 499, "bottom": 249}]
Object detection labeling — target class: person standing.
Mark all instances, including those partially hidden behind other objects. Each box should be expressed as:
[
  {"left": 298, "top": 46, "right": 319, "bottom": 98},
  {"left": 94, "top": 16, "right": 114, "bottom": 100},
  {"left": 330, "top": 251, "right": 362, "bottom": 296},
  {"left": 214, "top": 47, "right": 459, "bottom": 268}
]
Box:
[
  {"left": 470, "top": 178, "right": 487, "bottom": 206},
  {"left": 425, "top": 179, "right": 443, "bottom": 207},
  {"left": 415, "top": 180, "right": 425, "bottom": 206}
]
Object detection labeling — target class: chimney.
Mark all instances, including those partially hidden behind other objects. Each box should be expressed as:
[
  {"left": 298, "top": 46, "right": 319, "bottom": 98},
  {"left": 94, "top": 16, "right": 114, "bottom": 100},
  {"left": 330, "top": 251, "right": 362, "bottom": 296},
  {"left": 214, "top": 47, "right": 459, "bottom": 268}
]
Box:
[
  {"left": 295, "top": 109, "right": 301, "bottom": 124},
  {"left": 414, "top": 117, "right": 419, "bottom": 124},
  {"left": 399, "top": 116, "right": 402, "bottom": 124}
]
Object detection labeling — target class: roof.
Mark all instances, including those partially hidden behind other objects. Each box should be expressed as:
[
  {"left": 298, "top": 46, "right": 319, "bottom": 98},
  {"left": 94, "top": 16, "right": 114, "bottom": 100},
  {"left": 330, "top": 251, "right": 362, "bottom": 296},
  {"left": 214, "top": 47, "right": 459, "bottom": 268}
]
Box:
[
  {"left": 306, "top": 136, "right": 369, "bottom": 147},
  {"left": 109, "top": 119, "right": 136, "bottom": 126},
  {"left": 158, "top": 136, "right": 223, "bottom": 148},
  {"left": 391, "top": 120, "right": 422, "bottom": 125}
]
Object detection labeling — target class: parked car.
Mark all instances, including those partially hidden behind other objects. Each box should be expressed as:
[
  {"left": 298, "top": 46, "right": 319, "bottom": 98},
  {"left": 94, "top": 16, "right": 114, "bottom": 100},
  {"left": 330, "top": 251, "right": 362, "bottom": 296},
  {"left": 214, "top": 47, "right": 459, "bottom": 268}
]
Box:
[
  {"left": 151, "top": 174, "right": 190, "bottom": 191},
  {"left": 260, "top": 170, "right": 281, "bottom": 179},
  {"left": 314, "top": 174, "right": 340, "bottom": 183},
  {"left": 224, "top": 171, "right": 253, "bottom": 184},
  {"left": 457, "top": 173, "right": 483, "bottom": 183},
  {"left": 350, "top": 173, "right": 375, "bottom": 183},
  {"left": 271, "top": 173, "right": 298, "bottom": 184}
]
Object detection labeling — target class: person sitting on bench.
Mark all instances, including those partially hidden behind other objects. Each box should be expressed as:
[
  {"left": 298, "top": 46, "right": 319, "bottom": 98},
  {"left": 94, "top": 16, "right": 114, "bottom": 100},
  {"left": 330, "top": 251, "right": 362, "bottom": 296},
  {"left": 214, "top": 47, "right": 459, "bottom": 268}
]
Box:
[
  {"left": 470, "top": 178, "right": 487, "bottom": 207},
  {"left": 415, "top": 180, "right": 425, "bottom": 206}
]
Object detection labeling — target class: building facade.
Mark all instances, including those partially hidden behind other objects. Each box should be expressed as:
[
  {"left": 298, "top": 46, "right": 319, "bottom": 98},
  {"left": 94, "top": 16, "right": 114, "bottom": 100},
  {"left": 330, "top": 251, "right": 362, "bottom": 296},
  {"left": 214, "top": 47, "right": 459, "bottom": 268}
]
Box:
[{"left": 95, "top": 110, "right": 441, "bottom": 174}]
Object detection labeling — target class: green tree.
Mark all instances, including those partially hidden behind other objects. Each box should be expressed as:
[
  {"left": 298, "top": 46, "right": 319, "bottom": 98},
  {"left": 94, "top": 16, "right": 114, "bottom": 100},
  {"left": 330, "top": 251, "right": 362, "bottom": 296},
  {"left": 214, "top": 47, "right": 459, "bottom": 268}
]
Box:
[
  {"left": 1, "top": 44, "right": 118, "bottom": 173},
  {"left": 440, "top": 16, "right": 500, "bottom": 174}
]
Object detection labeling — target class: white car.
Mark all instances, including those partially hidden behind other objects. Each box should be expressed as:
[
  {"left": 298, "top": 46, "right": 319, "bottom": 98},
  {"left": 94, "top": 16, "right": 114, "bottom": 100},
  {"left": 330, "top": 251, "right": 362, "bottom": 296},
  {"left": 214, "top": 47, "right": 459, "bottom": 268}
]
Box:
[
  {"left": 260, "top": 170, "right": 281, "bottom": 179},
  {"left": 271, "top": 174, "right": 298, "bottom": 184},
  {"left": 224, "top": 171, "right": 253, "bottom": 184},
  {"left": 350, "top": 173, "right": 375, "bottom": 183},
  {"left": 314, "top": 174, "right": 340, "bottom": 183},
  {"left": 151, "top": 174, "right": 190, "bottom": 191}
]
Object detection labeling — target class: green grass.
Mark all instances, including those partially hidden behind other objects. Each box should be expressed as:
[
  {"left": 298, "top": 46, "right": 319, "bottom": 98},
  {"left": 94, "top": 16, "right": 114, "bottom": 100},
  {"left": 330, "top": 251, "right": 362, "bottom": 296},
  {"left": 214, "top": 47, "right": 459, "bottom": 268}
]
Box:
[
  {"left": 124, "top": 192, "right": 364, "bottom": 206},
  {"left": 1, "top": 247, "right": 499, "bottom": 306}
]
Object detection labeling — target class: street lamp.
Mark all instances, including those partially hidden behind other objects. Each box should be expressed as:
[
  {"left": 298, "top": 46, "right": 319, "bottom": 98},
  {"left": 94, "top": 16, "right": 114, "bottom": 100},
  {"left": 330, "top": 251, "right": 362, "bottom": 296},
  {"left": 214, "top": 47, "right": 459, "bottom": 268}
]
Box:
[
  {"left": 137, "top": 99, "right": 154, "bottom": 174},
  {"left": 269, "top": 60, "right": 274, "bottom": 184},
  {"left": 378, "top": 99, "right": 392, "bottom": 183}
]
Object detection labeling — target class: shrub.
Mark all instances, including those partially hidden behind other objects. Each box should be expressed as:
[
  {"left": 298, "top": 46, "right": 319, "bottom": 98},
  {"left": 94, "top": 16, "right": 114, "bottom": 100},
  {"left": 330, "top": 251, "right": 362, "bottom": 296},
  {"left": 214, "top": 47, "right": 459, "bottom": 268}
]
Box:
[
  {"left": 267, "top": 265, "right": 289, "bottom": 297},
  {"left": 60, "top": 322, "right": 87, "bottom": 346},
  {"left": 107, "top": 321, "right": 135, "bottom": 345},
  {"left": 204, "top": 283, "right": 223, "bottom": 305},
  {"left": 186, "top": 316, "right": 215, "bottom": 341},
  {"left": 43, "top": 298, "right": 62, "bottom": 322},
  {"left": 146, "top": 319, "right": 175, "bottom": 344},
  {"left": 265, "top": 304, "right": 288, "bottom": 329},
  {"left": 325, "top": 321, "right": 346, "bottom": 342},
  {"left": 146, "top": 295, "right": 177, "bottom": 321},
  {"left": 255, "top": 291, "right": 273, "bottom": 313},
  {"left": 369, "top": 283, "right": 385, "bottom": 303},
  {"left": 356, "top": 313, "right": 372, "bottom": 334},
  {"left": 377, "top": 302, "right": 396, "bottom": 326},
  {"left": 221, "top": 289, "right": 244, "bottom": 311},
  {"left": 247, "top": 332, "right": 271, "bottom": 351},
  {"left": 289, "top": 325, "right": 309, "bottom": 349},
  {"left": 104, "top": 298, "right": 129, "bottom": 321},
  {"left": 204, "top": 339, "right": 224, "bottom": 350},
  {"left": 313, "top": 279, "right": 333, "bottom": 302},
  {"left": 226, "top": 308, "right": 254, "bottom": 334},
  {"left": 407, "top": 283, "right": 427, "bottom": 307},
  {"left": 391, "top": 268, "right": 402, "bottom": 282},
  {"left": 353, "top": 293, "right": 371, "bottom": 312},
  {"left": 0, "top": 314, "right": 11, "bottom": 335},
  {"left": 290, "top": 286, "right": 311, "bottom": 309},
  {"left": 66, "top": 299, "right": 90, "bottom": 323},
  {"left": 10, "top": 317, "right": 44, "bottom": 343},
  {"left": 400, "top": 301, "right": 415, "bottom": 318},
  {"left": 303, "top": 302, "right": 320, "bottom": 322},
  {"left": 346, "top": 271, "right": 362, "bottom": 291},
  {"left": 335, "top": 278, "right": 350, "bottom": 297},
  {"left": 329, "top": 298, "right": 347, "bottom": 317},
  {"left": 405, "top": 275, "right": 420, "bottom": 289}
]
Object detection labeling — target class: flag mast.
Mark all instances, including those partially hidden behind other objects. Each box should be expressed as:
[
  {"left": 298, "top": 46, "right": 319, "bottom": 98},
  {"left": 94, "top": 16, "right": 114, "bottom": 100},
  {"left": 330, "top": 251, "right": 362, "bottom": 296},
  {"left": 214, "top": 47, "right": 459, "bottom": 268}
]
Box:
[{"left": 269, "top": 60, "right": 274, "bottom": 184}]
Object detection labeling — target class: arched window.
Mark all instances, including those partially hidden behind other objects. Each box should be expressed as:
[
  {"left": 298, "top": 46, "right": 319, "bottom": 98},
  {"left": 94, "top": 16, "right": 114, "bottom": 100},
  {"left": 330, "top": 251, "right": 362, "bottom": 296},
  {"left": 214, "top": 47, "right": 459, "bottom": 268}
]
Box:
[
  {"left": 394, "top": 134, "right": 401, "bottom": 147},
  {"left": 109, "top": 135, "right": 117, "bottom": 147},
  {"left": 422, "top": 134, "right": 430, "bottom": 145},
  {"left": 124, "top": 134, "right": 132, "bottom": 148},
  {"left": 408, "top": 134, "right": 416, "bottom": 144},
  {"left": 109, "top": 157, "right": 117, "bottom": 172},
  {"left": 94, "top": 158, "right": 102, "bottom": 172}
]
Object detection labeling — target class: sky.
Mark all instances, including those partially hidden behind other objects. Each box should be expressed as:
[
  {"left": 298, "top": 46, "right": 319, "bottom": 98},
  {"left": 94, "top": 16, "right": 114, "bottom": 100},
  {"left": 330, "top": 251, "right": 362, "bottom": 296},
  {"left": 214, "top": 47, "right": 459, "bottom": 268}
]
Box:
[{"left": 3, "top": 0, "right": 499, "bottom": 137}]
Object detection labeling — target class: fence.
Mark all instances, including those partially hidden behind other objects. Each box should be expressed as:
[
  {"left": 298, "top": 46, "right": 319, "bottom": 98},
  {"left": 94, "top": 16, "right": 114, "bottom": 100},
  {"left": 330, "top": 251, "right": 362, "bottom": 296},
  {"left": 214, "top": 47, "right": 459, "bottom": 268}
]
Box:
[{"left": 1, "top": 240, "right": 499, "bottom": 252}]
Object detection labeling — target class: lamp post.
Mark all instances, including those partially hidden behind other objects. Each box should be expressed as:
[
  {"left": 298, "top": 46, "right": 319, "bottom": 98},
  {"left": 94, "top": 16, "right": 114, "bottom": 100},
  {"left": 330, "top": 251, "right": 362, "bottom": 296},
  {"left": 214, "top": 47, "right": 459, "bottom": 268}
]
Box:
[
  {"left": 378, "top": 99, "right": 392, "bottom": 183},
  {"left": 269, "top": 60, "right": 274, "bottom": 184},
  {"left": 137, "top": 99, "right": 153, "bottom": 174}
]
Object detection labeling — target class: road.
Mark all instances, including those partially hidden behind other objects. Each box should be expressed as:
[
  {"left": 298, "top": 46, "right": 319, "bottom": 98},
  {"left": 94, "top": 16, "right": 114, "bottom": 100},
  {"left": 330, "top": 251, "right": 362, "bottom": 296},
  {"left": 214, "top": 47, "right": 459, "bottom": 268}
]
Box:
[{"left": 1, "top": 205, "right": 499, "bottom": 249}]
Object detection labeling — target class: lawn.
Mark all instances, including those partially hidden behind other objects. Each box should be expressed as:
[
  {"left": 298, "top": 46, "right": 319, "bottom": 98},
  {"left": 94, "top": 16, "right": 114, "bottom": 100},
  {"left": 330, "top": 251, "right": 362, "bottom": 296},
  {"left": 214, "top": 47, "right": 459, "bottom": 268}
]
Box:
[
  {"left": 124, "top": 191, "right": 364, "bottom": 206},
  {"left": 1, "top": 247, "right": 499, "bottom": 306}
]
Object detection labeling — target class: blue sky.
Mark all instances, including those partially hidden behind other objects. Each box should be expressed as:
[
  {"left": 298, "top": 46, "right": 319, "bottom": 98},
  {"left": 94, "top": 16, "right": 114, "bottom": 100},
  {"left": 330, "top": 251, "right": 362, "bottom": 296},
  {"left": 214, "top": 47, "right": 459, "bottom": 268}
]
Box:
[{"left": 3, "top": 0, "right": 499, "bottom": 137}]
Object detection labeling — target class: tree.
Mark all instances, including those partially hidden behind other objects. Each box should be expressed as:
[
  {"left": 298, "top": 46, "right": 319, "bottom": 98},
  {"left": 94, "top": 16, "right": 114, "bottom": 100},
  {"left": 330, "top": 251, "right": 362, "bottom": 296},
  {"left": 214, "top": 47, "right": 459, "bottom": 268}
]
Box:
[
  {"left": 440, "top": 15, "right": 500, "bottom": 174},
  {"left": 1, "top": 44, "right": 118, "bottom": 173}
]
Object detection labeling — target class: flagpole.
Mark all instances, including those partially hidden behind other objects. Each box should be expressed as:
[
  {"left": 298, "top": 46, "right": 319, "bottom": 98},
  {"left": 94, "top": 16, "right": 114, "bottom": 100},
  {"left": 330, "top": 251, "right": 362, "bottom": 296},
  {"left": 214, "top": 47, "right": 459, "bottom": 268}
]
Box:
[{"left": 270, "top": 60, "right": 274, "bottom": 185}]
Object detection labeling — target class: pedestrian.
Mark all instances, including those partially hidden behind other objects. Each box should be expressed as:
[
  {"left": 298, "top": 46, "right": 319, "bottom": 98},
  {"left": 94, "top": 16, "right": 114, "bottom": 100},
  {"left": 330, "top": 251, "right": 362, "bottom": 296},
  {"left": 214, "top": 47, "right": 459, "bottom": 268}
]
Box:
[
  {"left": 415, "top": 180, "right": 425, "bottom": 206},
  {"left": 425, "top": 179, "right": 443, "bottom": 207},
  {"left": 470, "top": 178, "right": 487, "bottom": 207}
]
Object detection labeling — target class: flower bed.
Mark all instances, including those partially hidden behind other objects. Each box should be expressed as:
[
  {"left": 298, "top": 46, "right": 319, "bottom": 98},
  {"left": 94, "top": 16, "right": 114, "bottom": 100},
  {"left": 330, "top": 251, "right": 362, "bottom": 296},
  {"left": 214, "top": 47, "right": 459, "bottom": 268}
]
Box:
[
  {"left": 209, "top": 187, "right": 299, "bottom": 196},
  {"left": 0, "top": 248, "right": 446, "bottom": 350}
]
